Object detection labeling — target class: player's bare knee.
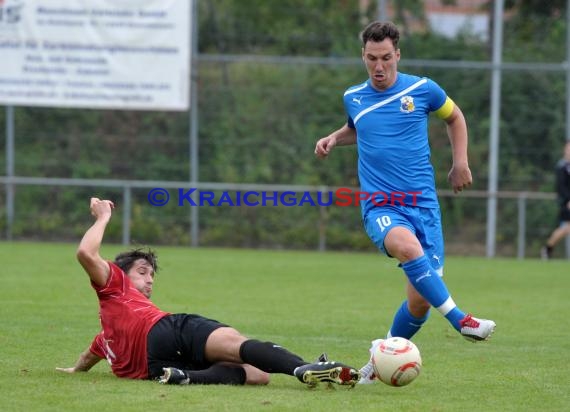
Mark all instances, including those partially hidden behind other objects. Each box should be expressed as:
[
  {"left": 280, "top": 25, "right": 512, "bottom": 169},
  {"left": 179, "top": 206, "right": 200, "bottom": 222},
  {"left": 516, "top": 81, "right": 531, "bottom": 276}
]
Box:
[
  {"left": 205, "top": 327, "right": 247, "bottom": 362},
  {"left": 385, "top": 229, "right": 423, "bottom": 262},
  {"left": 395, "top": 244, "right": 423, "bottom": 262}
]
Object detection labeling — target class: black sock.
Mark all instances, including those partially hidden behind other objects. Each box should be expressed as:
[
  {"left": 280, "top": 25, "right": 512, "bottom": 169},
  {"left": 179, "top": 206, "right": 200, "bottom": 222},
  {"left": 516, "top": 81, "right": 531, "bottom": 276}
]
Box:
[
  {"left": 239, "top": 339, "right": 306, "bottom": 375},
  {"left": 185, "top": 364, "right": 246, "bottom": 385}
]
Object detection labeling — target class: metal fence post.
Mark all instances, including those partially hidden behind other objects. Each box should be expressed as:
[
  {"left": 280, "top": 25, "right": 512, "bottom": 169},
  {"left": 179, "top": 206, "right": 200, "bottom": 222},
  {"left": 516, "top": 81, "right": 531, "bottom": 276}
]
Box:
[
  {"left": 189, "top": 0, "right": 199, "bottom": 247},
  {"left": 5, "top": 106, "right": 15, "bottom": 240},
  {"left": 122, "top": 186, "right": 131, "bottom": 246},
  {"left": 517, "top": 193, "right": 527, "bottom": 259},
  {"left": 318, "top": 186, "right": 327, "bottom": 251},
  {"left": 486, "top": 0, "right": 505, "bottom": 258}
]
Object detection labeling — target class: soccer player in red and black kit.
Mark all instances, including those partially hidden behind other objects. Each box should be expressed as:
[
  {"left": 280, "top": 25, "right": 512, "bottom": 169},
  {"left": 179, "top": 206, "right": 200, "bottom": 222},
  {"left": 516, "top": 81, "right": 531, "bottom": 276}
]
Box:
[{"left": 56, "top": 197, "right": 360, "bottom": 387}]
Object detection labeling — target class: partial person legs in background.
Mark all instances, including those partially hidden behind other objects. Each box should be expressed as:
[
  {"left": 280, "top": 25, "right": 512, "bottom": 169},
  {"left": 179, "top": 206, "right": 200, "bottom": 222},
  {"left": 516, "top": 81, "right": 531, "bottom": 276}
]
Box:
[{"left": 541, "top": 221, "right": 570, "bottom": 260}]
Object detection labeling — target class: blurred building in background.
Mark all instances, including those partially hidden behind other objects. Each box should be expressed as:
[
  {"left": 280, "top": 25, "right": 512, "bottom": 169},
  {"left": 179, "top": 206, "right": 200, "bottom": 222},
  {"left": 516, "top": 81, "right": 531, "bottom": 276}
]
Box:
[{"left": 360, "top": 0, "right": 490, "bottom": 39}]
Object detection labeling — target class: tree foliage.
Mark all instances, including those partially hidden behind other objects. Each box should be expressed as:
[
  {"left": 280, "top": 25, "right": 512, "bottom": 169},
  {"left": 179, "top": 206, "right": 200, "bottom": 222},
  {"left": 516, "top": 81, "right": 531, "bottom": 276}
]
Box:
[{"left": 1, "top": 0, "right": 568, "bottom": 255}]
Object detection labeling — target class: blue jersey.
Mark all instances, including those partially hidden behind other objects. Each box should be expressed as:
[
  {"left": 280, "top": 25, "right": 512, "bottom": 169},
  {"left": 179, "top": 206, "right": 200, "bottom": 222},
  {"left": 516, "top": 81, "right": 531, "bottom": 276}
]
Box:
[{"left": 344, "top": 72, "right": 447, "bottom": 218}]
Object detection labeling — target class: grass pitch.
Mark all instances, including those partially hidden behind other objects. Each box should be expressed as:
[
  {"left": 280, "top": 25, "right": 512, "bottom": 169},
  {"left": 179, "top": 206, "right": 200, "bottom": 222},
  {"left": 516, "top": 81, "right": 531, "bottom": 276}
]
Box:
[{"left": 1, "top": 242, "right": 569, "bottom": 411}]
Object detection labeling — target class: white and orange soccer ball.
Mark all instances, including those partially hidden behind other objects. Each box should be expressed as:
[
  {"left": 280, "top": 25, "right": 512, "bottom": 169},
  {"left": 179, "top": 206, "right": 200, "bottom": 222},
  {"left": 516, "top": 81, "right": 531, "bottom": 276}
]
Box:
[{"left": 371, "top": 337, "right": 422, "bottom": 387}]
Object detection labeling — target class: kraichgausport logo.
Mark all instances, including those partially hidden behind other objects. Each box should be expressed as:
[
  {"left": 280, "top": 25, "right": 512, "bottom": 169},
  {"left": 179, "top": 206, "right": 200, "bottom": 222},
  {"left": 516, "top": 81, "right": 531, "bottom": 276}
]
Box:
[{"left": 147, "top": 188, "right": 423, "bottom": 207}]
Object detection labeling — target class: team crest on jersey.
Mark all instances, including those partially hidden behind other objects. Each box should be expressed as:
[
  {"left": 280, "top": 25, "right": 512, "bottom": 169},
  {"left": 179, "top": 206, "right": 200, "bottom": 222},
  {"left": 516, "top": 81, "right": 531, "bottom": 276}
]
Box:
[{"left": 400, "top": 96, "right": 415, "bottom": 113}]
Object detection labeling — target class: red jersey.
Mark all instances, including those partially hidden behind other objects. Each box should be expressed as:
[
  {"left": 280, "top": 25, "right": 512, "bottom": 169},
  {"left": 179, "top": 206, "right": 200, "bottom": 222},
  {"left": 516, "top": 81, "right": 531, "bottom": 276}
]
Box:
[{"left": 88, "top": 262, "right": 169, "bottom": 379}]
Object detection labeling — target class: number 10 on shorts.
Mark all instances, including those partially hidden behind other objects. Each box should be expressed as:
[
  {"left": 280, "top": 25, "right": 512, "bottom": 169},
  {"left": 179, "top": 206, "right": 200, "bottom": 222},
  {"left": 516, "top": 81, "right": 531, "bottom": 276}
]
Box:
[{"left": 376, "top": 216, "right": 392, "bottom": 232}]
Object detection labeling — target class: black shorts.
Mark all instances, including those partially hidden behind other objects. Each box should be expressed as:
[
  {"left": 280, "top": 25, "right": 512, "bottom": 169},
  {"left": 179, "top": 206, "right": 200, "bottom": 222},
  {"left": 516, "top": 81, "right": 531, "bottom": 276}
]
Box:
[
  {"left": 560, "top": 207, "right": 570, "bottom": 222},
  {"left": 146, "top": 313, "right": 228, "bottom": 379}
]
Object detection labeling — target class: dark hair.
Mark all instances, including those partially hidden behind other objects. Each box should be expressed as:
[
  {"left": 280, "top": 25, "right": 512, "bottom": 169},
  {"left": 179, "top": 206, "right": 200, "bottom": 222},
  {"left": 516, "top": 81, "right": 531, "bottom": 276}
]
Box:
[
  {"left": 114, "top": 248, "right": 158, "bottom": 274},
  {"left": 360, "top": 21, "right": 400, "bottom": 49}
]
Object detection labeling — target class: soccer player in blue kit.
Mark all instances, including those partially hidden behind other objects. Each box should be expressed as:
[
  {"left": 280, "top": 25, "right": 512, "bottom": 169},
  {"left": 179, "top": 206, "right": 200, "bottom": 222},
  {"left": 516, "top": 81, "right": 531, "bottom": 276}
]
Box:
[{"left": 314, "top": 21, "right": 496, "bottom": 384}]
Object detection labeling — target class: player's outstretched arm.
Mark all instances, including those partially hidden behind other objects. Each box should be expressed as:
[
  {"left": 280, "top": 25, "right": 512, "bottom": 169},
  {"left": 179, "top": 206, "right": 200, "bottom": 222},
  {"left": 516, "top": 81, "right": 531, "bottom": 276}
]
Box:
[
  {"left": 56, "top": 347, "right": 103, "bottom": 373},
  {"left": 315, "top": 124, "right": 357, "bottom": 158},
  {"left": 76, "top": 197, "right": 114, "bottom": 287},
  {"left": 444, "top": 105, "right": 472, "bottom": 193}
]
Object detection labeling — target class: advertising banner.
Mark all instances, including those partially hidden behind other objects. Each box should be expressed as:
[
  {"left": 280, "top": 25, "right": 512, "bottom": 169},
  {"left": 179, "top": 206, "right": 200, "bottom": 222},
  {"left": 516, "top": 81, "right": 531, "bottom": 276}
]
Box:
[{"left": 0, "top": 0, "right": 190, "bottom": 110}]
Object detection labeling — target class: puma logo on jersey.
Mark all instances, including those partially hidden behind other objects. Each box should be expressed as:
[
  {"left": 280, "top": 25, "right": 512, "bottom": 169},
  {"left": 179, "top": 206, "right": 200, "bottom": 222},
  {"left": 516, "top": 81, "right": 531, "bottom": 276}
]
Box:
[{"left": 352, "top": 96, "right": 362, "bottom": 105}]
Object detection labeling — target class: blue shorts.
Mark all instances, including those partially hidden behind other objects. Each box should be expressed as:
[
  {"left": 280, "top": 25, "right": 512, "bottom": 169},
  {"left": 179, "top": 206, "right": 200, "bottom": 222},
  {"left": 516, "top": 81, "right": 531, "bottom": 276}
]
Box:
[{"left": 364, "top": 205, "right": 445, "bottom": 272}]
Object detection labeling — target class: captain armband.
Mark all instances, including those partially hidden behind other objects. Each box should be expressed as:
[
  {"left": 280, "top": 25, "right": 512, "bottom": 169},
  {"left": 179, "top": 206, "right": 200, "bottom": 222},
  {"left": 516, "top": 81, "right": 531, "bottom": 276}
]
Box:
[{"left": 434, "top": 97, "right": 455, "bottom": 120}]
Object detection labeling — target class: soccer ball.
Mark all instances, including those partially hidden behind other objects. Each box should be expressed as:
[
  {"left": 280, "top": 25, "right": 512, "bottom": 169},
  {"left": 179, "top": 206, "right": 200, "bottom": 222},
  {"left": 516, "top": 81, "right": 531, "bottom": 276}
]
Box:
[{"left": 371, "top": 337, "right": 422, "bottom": 387}]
